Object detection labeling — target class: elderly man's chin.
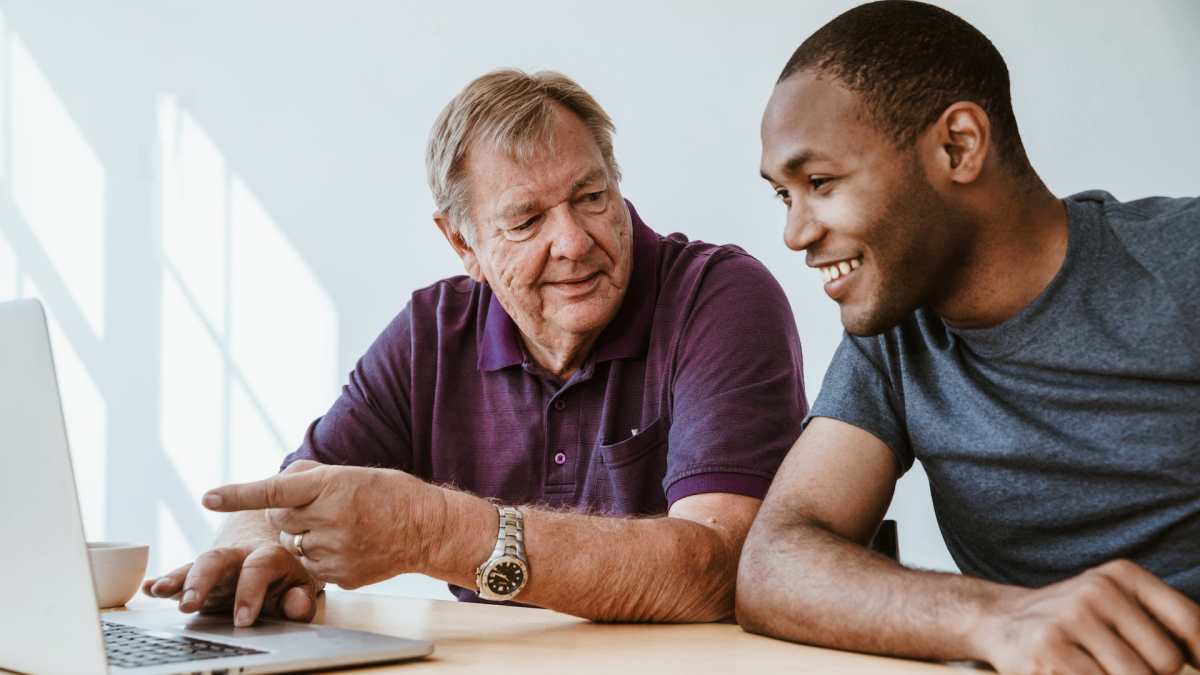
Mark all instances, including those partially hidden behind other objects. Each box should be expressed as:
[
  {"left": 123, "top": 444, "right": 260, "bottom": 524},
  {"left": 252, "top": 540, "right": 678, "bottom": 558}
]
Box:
[{"left": 545, "top": 292, "right": 623, "bottom": 335}]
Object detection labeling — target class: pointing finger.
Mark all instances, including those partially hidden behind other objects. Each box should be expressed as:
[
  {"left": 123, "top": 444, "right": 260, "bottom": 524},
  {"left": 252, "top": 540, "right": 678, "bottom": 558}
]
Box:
[
  {"left": 282, "top": 459, "right": 322, "bottom": 475},
  {"left": 202, "top": 469, "right": 324, "bottom": 512}
]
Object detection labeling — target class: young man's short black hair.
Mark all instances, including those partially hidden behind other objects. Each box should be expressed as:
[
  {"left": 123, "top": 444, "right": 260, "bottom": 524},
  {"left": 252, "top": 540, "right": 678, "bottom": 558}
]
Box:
[{"left": 780, "top": 0, "right": 1030, "bottom": 174}]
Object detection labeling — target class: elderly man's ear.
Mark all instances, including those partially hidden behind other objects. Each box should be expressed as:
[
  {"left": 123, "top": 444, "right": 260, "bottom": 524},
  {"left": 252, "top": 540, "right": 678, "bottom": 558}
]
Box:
[{"left": 434, "top": 212, "right": 484, "bottom": 283}]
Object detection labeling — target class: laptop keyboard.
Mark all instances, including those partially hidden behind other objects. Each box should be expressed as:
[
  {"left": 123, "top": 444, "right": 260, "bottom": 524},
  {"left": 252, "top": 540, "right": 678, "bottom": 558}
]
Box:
[{"left": 103, "top": 620, "right": 265, "bottom": 670}]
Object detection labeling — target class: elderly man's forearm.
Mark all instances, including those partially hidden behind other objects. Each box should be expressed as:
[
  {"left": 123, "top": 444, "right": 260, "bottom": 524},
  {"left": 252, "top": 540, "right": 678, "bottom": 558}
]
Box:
[
  {"left": 213, "top": 510, "right": 279, "bottom": 550},
  {"left": 736, "top": 518, "right": 1001, "bottom": 660},
  {"left": 428, "top": 488, "right": 739, "bottom": 622}
]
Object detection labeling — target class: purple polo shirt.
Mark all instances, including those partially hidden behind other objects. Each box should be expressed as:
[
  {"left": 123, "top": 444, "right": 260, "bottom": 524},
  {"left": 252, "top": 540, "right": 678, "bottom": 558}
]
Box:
[{"left": 282, "top": 201, "right": 807, "bottom": 601}]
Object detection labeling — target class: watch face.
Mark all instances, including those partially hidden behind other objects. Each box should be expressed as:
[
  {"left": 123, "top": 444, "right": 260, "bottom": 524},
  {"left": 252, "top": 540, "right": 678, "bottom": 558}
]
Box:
[{"left": 485, "top": 560, "right": 526, "bottom": 596}]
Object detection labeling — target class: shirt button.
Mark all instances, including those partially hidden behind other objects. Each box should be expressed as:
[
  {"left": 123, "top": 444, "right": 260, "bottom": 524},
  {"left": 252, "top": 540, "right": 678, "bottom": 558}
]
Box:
[
  {"left": 553, "top": 400, "right": 566, "bottom": 411},
  {"left": 554, "top": 451, "right": 567, "bottom": 465}
]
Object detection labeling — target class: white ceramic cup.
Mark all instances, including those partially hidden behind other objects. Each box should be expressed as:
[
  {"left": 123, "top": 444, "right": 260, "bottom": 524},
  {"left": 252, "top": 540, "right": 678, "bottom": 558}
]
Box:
[{"left": 87, "top": 542, "right": 150, "bottom": 609}]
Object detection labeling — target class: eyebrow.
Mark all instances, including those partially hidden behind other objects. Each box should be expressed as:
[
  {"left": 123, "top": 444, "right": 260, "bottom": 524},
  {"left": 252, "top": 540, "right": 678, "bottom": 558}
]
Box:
[
  {"left": 498, "top": 200, "right": 540, "bottom": 221},
  {"left": 570, "top": 168, "right": 608, "bottom": 193},
  {"left": 761, "top": 149, "right": 829, "bottom": 181},
  {"left": 496, "top": 169, "right": 608, "bottom": 221}
]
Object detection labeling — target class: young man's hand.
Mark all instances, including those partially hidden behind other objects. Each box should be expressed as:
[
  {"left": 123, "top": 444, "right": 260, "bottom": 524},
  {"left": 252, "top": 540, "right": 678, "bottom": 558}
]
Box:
[{"left": 972, "top": 559, "right": 1200, "bottom": 675}]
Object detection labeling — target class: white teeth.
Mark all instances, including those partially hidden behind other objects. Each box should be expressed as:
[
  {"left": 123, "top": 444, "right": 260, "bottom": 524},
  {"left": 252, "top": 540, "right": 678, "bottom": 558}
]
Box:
[{"left": 818, "top": 256, "right": 863, "bottom": 284}]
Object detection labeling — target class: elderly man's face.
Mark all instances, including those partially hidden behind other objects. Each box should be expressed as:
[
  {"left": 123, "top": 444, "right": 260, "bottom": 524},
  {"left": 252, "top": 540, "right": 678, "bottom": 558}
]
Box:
[{"left": 458, "top": 104, "right": 633, "bottom": 351}]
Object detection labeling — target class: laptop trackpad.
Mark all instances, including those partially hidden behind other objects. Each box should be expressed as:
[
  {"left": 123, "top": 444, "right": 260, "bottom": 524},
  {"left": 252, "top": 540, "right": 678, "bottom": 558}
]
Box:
[{"left": 180, "top": 619, "right": 319, "bottom": 638}]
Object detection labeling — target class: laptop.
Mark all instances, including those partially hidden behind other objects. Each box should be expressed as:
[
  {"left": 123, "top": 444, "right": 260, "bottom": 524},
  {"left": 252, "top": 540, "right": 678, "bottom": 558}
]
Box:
[{"left": 0, "top": 298, "right": 434, "bottom": 674}]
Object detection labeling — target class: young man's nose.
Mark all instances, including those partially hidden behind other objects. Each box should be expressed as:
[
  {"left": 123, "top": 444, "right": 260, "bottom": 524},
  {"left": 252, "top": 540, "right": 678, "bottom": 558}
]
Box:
[{"left": 784, "top": 200, "right": 825, "bottom": 252}]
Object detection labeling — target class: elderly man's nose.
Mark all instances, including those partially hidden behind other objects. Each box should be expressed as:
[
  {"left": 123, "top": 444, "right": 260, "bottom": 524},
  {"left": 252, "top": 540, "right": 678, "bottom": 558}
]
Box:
[{"left": 549, "top": 211, "right": 594, "bottom": 259}]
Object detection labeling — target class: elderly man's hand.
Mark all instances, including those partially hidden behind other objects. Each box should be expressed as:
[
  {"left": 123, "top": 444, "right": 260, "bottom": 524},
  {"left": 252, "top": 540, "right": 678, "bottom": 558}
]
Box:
[
  {"left": 142, "top": 461, "right": 332, "bottom": 626},
  {"left": 141, "top": 542, "right": 320, "bottom": 627},
  {"left": 201, "top": 461, "right": 445, "bottom": 591}
]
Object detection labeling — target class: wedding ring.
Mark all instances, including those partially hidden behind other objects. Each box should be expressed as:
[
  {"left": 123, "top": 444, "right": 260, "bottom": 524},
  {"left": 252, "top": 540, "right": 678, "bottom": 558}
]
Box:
[{"left": 294, "top": 532, "right": 306, "bottom": 558}]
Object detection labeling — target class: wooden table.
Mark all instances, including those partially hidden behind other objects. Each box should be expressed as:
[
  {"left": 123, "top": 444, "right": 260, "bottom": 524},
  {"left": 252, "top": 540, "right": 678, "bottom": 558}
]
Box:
[
  {"left": 238, "top": 590, "right": 963, "bottom": 674},
  {"left": 20, "top": 591, "right": 1200, "bottom": 674}
]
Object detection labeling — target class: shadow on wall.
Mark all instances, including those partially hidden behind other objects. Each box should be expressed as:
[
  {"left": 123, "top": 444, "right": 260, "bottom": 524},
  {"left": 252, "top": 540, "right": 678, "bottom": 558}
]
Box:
[{"left": 0, "top": 7, "right": 339, "bottom": 576}]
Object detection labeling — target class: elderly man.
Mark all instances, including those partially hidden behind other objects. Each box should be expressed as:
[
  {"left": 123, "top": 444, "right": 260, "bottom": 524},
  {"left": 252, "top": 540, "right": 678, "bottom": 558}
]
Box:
[
  {"left": 143, "top": 69, "right": 805, "bottom": 625},
  {"left": 738, "top": 2, "right": 1200, "bottom": 674}
]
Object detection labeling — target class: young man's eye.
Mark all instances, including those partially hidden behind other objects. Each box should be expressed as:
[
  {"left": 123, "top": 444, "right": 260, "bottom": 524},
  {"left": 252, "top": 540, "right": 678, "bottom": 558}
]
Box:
[
  {"left": 809, "top": 176, "right": 833, "bottom": 190},
  {"left": 774, "top": 189, "right": 791, "bottom": 206}
]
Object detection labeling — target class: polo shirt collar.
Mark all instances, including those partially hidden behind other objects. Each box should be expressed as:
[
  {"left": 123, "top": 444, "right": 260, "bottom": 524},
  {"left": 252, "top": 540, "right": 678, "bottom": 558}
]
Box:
[{"left": 477, "top": 199, "right": 659, "bottom": 372}]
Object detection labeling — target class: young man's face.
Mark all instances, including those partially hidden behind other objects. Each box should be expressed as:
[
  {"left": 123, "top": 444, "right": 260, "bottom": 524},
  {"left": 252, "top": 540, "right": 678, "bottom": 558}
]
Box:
[{"left": 760, "top": 70, "right": 966, "bottom": 336}]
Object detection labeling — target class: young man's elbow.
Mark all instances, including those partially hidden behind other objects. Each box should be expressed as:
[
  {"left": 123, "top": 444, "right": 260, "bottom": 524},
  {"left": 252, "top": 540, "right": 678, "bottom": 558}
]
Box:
[
  {"left": 734, "top": 582, "right": 778, "bottom": 635},
  {"left": 733, "top": 536, "right": 776, "bottom": 634}
]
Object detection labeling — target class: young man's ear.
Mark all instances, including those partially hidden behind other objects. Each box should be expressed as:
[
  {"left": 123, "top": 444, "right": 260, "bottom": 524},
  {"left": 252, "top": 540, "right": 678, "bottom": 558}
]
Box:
[
  {"left": 433, "top": 212, "right": 483, "bottom": 282},
  {"left": 924, "top": 101, "right": 990, "bottom": 186}
]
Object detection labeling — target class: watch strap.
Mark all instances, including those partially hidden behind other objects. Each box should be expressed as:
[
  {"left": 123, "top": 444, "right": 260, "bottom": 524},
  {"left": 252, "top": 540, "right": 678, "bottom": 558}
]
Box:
[
  {"left": 491, "top": 505, "right": 526, "bottom": 561},
  {"left": 476, "top": 505, "right": 528, "bottom": 600}
]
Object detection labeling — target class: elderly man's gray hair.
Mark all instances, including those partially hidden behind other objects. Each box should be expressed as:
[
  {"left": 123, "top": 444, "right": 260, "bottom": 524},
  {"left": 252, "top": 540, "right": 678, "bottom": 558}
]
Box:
[{"left": 425, "top": 69, "right": 622, "bottom": 245}]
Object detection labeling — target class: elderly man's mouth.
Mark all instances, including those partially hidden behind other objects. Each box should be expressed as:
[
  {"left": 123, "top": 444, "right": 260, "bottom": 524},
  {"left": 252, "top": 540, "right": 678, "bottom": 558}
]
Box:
[{"left": 545, "top": 272, "right": 602, "bottom": 296}]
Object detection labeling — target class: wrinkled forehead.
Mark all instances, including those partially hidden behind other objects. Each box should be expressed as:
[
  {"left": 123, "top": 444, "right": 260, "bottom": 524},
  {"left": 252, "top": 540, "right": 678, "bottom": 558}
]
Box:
[
  {"left": 760, "top": 71, "right": 879, "bottom": 177},
  {"left": 467, "top": 110, "right": 609, "bottom": 208}
]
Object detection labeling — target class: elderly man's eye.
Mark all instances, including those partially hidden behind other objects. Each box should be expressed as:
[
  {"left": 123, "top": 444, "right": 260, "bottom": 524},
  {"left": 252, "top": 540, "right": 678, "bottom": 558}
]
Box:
[
  {"left": 577, "top": 191, "right": 607, "bottom": 210},
  {"left": 513, "top": 216, "right": 538, "bottom": 231}
]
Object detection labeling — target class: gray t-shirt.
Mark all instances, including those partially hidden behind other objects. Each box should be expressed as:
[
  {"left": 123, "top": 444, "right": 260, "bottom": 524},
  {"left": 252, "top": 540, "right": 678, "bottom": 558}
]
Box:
[{"left": 809, "top": 190, "right": 1200, "bottom": 597}]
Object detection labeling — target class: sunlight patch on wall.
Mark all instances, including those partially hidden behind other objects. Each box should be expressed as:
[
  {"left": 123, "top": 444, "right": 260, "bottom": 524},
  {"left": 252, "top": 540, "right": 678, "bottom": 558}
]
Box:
[
  {"left": 157, "top": 95, "right": 226, "bottom": 529},
  {"left": 157, "top": 94, "right": 337, "bottom": 512},
  {"left": 229, "top": 175, "right": 337, "bottom": 466},
  {"left": 229, "top": 379, "right": 291, "bottom": 483},
  {"left": 159, "top": 95, "right": 227, "bottom": 332},
  {"left": 159, "top": 271, "right": 225, "bottom": 531},
  {"left": 154, "top": 502, "right": 194, "bottom": 578},
  {"left": 0, "top": 9, "right": 8, "bottom": 185},
  {"left": 10, "top": 35, "right": 105, "bottom": 338},
  {"left": 0, "top": 226, "right": 15, "bottom": 300},
  {"left": 24, "top": 276, "right": 107, "bottom": 540}
]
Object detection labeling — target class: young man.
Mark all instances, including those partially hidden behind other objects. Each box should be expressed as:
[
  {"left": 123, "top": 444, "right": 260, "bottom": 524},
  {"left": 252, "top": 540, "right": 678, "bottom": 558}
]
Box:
[
  {"left": 143, "top": 69, "right": 806, "bottom": 625},
  {"left": 738, "top": 2, "right": 1200, "bottom": 674}
]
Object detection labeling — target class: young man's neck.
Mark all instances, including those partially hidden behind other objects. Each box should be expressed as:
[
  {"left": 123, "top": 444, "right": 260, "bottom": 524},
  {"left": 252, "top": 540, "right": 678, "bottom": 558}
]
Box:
[{"left": 935, "top": 179, "right": 1068, "bottom": 330}]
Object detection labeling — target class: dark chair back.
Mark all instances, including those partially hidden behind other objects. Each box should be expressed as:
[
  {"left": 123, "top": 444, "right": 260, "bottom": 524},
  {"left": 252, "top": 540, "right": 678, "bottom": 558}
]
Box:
[{"left": 869, "top": 519, "right": 899, "bottom": 561}]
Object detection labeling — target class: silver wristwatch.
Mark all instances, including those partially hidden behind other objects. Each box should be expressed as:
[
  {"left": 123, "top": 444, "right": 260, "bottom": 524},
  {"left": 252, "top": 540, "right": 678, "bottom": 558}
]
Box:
[{"left": 474, "top": 505, "right": 529, "bottom": 601}]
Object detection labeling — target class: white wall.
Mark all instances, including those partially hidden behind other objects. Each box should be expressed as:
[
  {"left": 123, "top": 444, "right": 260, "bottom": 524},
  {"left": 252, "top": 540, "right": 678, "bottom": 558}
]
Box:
[{"left": 0, "top": 1, "right": 1196, "bottom": 600}]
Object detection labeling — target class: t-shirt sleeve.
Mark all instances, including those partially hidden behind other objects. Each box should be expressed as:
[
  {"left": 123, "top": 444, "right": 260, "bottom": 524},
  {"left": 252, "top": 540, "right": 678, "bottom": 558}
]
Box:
[
  {"left": 806, "top": 332, "right": 913, "bottom": 475},
  {"left": 663, "top": 252, "right": 807, "bottom": 506},
  {"left": 1105, "top": 194, "right": 1200, "bottom": 351},
  {"left": 280, "top": 306, "right": 415, "bottom": 472}
]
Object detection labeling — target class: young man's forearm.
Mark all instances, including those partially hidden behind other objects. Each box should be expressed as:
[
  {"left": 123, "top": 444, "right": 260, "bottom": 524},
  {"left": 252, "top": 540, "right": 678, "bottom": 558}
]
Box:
[
  {"left": 424, "top": 488, "right": 742, "bottom": 623},
  {"left": 736, "top": 517, "right": 1007, "bottom": 660}
]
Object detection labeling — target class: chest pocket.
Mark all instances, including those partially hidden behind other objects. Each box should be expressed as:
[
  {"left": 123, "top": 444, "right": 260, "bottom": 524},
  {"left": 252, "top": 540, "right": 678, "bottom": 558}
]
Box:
[{"left": 596, "top": 416, "right": 669, "bottom": 514}]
